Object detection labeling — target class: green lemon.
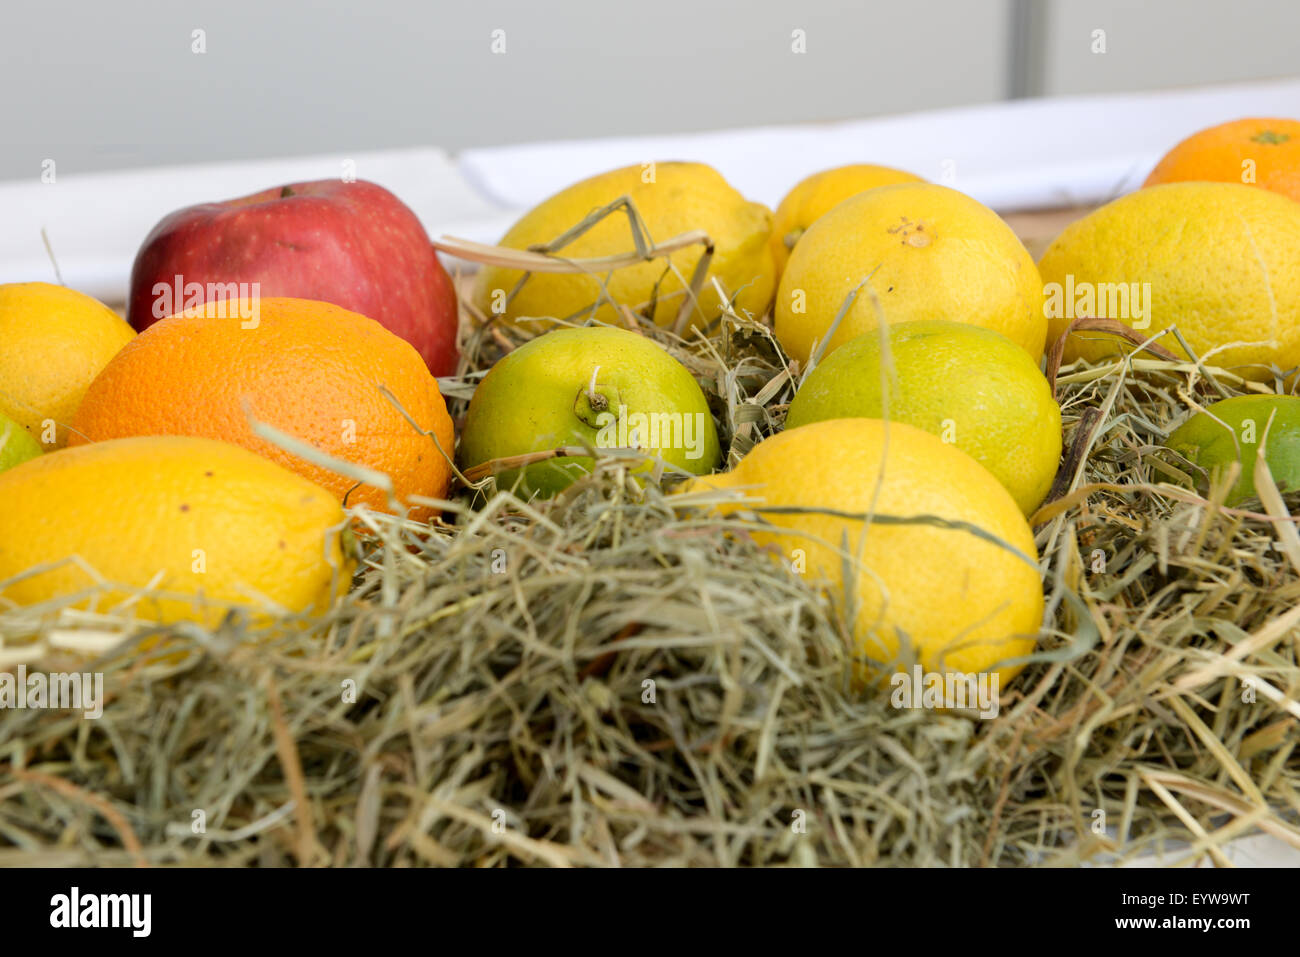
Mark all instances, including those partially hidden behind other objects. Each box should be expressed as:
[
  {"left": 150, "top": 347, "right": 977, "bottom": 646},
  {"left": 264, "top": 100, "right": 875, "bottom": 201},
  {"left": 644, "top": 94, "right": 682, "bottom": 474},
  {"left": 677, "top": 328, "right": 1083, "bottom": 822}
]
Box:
[
  {"left": 785, "top": 320, "right": 1062, "bottom": 514},
  {"left": 0, "top": 412, "right": 42, "bottom": 473},
  {"left": 1165, "top": 394, "right": 1300, "bottom": 505},
  {"left": 459, "top": 325, "right": 721, "bottom": 497}
]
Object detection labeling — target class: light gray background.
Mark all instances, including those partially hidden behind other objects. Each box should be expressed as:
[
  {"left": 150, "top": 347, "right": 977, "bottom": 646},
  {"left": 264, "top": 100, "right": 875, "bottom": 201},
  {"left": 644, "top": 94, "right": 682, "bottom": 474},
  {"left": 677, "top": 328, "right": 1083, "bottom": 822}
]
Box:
[{"left": 1, "top": 0, "right": 1297, "bottom": 182}]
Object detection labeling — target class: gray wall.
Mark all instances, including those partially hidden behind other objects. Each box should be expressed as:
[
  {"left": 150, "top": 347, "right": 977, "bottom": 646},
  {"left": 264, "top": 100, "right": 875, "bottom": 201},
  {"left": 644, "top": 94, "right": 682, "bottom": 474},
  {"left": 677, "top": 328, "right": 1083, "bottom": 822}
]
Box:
[
  {"left": 1, "top": 0, "right": 1297, "bottom": 183},
  {"left": 1035, "top": 0, "right": 1300, "bottom": 95}
]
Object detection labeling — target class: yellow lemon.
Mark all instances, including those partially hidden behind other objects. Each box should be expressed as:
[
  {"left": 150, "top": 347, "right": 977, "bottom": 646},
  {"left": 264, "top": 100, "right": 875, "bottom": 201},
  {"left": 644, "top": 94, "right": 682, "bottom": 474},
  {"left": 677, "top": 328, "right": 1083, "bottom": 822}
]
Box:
[
  {"left": 1039, "top": 182, "right": 1300, "bottom": 379},
  {"left": 459, "top": 325, "right": 720, "bottom": 497},
  {"left": 0, "top": 282, "right": 135, "bottom": 449},
  {"left": 770, "top": 163, "right": 925, "bottom": 277},
  {"left": 473, "top": 162, "right": 775, "bottom": 331},
  {"left": 0, "top": 436, "right": 352, "bottom": 626},
  {"left": 774, "top": 184, "right": 1045, "bottom": 366},
  {"left": 686, "top": 418, "right": 1043, "bottom": 687},
  {"left": 785, "top": 321, "right": 1061, "bottom": 514}
]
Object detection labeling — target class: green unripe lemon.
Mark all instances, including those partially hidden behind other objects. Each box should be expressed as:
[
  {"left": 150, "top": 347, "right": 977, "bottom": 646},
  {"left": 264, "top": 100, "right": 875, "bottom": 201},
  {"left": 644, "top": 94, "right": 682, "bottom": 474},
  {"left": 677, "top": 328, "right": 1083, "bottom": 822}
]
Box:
[
  {"left": 459, "top": 325, "right": 721, "bottom": 497},
  {"left": 785, "top": 320, "right": 1062, "bottom": 514}
]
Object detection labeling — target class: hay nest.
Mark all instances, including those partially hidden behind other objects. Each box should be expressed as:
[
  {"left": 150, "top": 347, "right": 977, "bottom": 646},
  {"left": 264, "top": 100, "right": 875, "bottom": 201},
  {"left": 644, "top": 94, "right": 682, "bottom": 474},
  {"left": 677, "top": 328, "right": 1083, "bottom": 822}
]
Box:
[{"left": 2, "top": 253, "right": 1299, "bottom": 869}]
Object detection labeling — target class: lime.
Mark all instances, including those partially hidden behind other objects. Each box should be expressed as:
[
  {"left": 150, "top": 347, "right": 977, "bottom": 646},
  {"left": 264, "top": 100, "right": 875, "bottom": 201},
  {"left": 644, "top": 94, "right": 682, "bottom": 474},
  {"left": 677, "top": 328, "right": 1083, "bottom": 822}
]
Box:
[
  {"left": 0, "top": 412, "right": 42, "bottom": 473},
  {"left": 1165, "top": 394, "right": 1300, "bottom": 505},
  {"left": 785, "top": 320, "right": 1062, "bottom": 514},
  {"left": 459, "top": 325, "right": 721, "bottom": 497}
]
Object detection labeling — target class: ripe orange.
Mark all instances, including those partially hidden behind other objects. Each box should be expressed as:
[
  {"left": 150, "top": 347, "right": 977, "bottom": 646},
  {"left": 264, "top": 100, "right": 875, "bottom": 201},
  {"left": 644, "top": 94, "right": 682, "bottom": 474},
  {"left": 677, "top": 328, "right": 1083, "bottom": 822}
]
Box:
[
  {"left": 1144, "top": 117, "right": 1300, "bottom": 202},
  {"left": 70, "top": 297, "right": 455, "bottom": 520}
]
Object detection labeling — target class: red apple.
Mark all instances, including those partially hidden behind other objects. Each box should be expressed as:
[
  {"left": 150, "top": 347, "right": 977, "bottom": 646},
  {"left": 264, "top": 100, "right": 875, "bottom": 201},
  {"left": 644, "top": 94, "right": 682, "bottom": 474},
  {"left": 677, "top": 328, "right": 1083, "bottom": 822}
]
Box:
[{"left": 127, "top": 179, "right": 459, "bottom": 375}]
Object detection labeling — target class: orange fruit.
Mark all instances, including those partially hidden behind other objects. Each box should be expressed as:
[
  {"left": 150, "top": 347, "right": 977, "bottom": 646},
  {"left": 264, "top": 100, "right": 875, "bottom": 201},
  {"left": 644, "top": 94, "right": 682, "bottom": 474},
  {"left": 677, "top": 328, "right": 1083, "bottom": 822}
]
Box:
[
  {"left": 70, "top": 297, "right": 454, "bottom": 520},
  {"left": 1144, "top": 117, "right": 1300, "bottom": 202}
]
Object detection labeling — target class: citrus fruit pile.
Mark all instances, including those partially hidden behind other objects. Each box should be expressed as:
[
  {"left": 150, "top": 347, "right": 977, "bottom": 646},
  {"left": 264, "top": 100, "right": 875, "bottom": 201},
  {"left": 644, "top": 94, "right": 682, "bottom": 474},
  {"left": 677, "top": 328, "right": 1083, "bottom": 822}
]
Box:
[
  {"left": 0, "top": 290, "right": 451, "bottom": 626},
  {"left": 4, "top": 112, "right": 1300, "bottom": 702},
  {"left": 6, "top": 111, "right": 1300, "bottom": 870}
]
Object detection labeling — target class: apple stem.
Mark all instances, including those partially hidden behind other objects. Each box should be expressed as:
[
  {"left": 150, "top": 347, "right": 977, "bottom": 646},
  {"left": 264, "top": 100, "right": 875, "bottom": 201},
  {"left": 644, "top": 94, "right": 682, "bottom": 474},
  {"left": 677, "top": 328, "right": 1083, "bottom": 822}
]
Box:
[{"left": 280, "top": 186, "right": 295, "bottom": 198}]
